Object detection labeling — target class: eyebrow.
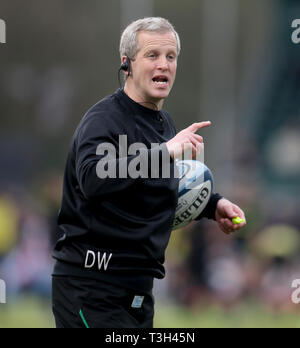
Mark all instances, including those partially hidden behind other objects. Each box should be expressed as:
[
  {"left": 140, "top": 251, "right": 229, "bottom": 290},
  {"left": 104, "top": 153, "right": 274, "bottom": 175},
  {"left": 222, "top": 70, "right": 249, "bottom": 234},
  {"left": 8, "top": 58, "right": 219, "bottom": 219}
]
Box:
[{"left": 144, "top": 49, "right": 177, "bottom": 56}]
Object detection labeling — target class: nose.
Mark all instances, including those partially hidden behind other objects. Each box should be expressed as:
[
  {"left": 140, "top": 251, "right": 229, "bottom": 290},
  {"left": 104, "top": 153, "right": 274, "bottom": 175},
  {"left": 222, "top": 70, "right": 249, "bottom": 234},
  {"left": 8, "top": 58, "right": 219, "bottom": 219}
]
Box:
[{"left": 157, "top": 57, "right": 169, "bottom": 71}]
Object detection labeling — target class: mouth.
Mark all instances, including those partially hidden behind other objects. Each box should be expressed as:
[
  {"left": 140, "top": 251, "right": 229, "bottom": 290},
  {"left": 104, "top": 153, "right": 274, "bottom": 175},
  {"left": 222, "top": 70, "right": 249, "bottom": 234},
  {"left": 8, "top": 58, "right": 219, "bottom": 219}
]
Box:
[{"left": 152, "top": 75, "right": 169, "bottom": 87}]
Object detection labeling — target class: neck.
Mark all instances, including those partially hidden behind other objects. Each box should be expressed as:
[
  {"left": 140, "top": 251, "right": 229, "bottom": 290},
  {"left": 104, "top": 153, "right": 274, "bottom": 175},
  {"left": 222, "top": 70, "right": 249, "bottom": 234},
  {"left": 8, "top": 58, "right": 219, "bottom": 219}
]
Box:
[{"left": 124, "top": 84, "right": 163, "bottom": 111}]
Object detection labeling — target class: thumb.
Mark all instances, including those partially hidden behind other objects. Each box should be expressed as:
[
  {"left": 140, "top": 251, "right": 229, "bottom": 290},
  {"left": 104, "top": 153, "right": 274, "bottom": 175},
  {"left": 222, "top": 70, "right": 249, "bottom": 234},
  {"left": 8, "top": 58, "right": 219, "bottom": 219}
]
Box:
[{"left": 223, "top": 204, "right": 239, "bottom": 220}]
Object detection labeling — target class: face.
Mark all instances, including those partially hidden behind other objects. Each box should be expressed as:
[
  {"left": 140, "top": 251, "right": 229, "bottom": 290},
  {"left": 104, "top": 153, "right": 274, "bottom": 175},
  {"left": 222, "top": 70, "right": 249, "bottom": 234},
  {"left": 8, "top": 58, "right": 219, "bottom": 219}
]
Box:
[{"left": 123, "top": 31, "right": 178, "bottom": 110}]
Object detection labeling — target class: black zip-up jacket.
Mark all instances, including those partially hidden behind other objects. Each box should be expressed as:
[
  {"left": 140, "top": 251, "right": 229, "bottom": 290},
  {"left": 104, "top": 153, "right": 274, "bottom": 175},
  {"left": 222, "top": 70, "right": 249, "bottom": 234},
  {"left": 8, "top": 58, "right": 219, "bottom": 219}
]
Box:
[{"left": 52, "top": 88, "right": 222, "bottom": 291}]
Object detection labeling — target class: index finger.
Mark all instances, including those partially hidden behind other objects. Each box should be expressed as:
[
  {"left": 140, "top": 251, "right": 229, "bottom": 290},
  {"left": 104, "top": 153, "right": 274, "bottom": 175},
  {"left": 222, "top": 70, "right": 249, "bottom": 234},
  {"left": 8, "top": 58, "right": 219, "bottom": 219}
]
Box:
[{"left": 187, "top": 121, "right": 211, "bottom": 133}]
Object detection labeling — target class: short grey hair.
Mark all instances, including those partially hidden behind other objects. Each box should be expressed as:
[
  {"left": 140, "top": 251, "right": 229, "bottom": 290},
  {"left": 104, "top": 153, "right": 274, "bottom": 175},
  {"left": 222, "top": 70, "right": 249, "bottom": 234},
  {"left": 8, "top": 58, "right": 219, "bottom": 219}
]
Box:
[{"left": 119, "top": 17, "right": 181, "bottom": 60}]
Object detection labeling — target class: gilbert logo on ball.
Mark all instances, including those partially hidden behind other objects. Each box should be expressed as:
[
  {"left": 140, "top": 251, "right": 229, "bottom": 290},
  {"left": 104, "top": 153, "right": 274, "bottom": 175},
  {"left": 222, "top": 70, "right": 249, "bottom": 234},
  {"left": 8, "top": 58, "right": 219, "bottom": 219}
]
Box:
[{"left": 173, "top": 160, "right": 213, "bottom": 230}]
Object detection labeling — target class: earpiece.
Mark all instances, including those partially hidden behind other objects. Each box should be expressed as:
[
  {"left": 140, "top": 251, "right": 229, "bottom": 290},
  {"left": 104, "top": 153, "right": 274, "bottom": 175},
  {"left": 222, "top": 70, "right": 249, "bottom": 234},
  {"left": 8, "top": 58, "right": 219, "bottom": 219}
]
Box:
[{"left": 120, "top": 56, "right": 131, "bottom": 76}]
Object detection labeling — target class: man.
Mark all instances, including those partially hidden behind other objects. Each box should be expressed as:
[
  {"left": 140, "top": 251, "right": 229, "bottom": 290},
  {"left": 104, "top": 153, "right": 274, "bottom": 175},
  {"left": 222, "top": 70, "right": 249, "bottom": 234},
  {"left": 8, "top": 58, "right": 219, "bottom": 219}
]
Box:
[{"left": 52, "top": 17, "right": 246, "bottom": 328}]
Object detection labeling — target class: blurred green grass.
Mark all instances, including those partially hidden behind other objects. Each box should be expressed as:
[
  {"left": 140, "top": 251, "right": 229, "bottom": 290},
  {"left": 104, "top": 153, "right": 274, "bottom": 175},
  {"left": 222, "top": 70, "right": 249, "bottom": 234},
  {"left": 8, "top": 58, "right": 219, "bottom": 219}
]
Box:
[
  {"left": 1, "top": 296, "right": 300, "bottom": 328},
  {"left": 0, "top": 296, "right": 55, "bottom": 328},
  {"left": 154, "top": 301, "right": 300, "bottom": 328}
]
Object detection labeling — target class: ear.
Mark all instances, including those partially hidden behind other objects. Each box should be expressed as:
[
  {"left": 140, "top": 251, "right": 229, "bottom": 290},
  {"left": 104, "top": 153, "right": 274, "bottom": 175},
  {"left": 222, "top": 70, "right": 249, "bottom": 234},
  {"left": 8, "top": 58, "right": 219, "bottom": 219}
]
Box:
[{"left": 120, "top": 56, "right": 131, "bottom": 78}]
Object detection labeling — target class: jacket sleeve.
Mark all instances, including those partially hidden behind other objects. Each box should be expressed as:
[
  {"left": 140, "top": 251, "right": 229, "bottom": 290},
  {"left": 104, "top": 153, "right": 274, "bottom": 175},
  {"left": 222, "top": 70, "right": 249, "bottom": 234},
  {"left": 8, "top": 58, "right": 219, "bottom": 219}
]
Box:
[
  {"left": 75, "top": 112, "right": 172, "bottom": 199},
  {"left": 195, "top": 193, "right": 223, "bottom": 221}
]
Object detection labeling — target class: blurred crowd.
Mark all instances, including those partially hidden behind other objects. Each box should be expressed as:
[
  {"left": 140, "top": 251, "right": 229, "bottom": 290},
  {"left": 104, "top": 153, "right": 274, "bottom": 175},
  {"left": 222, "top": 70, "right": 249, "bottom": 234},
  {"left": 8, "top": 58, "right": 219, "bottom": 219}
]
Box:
[{"left": 0, "top": 174, "right": 62, "bottom": 301}]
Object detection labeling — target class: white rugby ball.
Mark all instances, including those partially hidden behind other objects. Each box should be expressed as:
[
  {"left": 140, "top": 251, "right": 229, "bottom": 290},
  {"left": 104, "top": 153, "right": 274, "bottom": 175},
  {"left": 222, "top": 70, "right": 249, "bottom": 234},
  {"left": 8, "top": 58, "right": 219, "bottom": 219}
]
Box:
[{"left": 173, "top": 160, "right": 214, "bottom": 230}]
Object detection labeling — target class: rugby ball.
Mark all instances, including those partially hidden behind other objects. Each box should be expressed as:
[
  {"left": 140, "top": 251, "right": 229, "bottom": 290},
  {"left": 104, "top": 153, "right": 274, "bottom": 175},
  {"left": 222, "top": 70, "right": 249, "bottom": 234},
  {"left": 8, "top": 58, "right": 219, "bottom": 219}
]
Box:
[{"left": 173, "top": 160, "right": 214, "bottom": 230}]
